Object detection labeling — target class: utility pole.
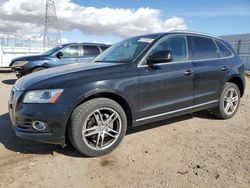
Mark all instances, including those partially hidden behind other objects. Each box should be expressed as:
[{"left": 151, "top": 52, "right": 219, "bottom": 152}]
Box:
[{"left": 43, "top": 0, "right": 61, "bottom": 48}]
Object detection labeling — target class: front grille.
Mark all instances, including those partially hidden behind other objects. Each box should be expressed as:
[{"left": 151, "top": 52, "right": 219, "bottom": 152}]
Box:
[
  {"left": 9, "top": 86, "right": 22, "bottom": 126},
  {"left": 10, "top": 86, "right": 22, "bottom": 107}
]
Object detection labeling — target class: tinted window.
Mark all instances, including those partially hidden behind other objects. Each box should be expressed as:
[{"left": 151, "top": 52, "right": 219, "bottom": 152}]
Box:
[
  {"left": 215, "top": 40, "right": 232, "bottom": 57},
  {"left": 60, "top": 45, "right": 79, "bottom": 58},
  {"left": 150, "top": 36, "right": 188, "bottom": 62},
  {"left": 83, "top": 45, "right": 100, "bottom": 55},
  {"left": 100, "top": 46, "right": 110, "bottom": 51},
  {"left": 191, "top": 36, "right": 218, "bottom": 60}
]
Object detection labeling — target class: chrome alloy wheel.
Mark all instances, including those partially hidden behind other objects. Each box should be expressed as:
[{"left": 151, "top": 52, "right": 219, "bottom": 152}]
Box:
[
  {"left": 82, "top": 108, "right": 122, "bottom": 150},
  {"left": 223, "top": 88, "right": 239, "bottom": 115}
]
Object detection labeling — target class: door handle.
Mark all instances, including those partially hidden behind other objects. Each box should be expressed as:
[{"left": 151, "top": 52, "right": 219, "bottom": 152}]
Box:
[
  {"left": 74, "top": 58, "right": 79, "bottom": 62},
  {"left": 184, "top": 70, "right": 193, "bottom": 76},
  {"left": 221, "top": 66, "right": 228, "bottom": 71}
]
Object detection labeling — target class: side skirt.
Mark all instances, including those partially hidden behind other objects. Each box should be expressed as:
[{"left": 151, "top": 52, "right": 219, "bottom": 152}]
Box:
[{"left": 132, "top": 100, "right": 218, "bottom": 127}]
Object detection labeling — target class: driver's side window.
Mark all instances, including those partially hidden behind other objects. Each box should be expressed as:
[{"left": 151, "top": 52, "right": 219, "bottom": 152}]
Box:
[
  {"left": 60, "top": 45, "right": 79, "bottom": 58},
  {"left": 150, "top": 36, "right": 188, "bottom": 62}
]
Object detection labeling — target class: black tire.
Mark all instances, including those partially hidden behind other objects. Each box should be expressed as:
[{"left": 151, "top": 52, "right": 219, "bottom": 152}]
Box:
[
  {"left": 32, "top": 67, "right": 46, "bottom": 72},
  {"left": 68, "top": 98, "right": 127, "bottom": 157},
  {"left": 212, "top": 82, "right": 240, "bottom": 119}
]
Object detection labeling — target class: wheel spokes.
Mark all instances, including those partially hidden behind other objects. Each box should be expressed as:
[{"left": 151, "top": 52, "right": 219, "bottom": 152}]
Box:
[
  {"left": 83, "top": 126, "right": 98, "bottom": 133},
  {"left": 105, "top": 112, "right": 118, "bottom": 126},
  {"left": 85, "top": 129, "right": 99, "bottom": 137},
  {"left": 100, "top": 134, "right": 105, "bottom": 148},
  {"left": 96, "top": 132, "right": 101, "bottom": 148},
  {"left": 223, "top": 88, "right": 239, "bottom": 115},
  {"left": 229, "top": 89, "right": 234, "bottom": 98},
  {"left": 105, "top": 132, "right": 118, "bottom": 139},
  {"left": 107, "top": 127, "right": 119, "bottom": 134},
  {"left": 229, "top": 104, "right": 235, "bottom": 112},
  {"left": 224, "top": 103, "right": 231, "bottom": 112},
  {"left": 93, "top": 109, "right": 105, "bottom": 126},
  {"left": 82, "top": 107, "right": 122, "bottom": 150},
  {"left": 231, "top": 96, "right": 238, "bottom": 103},
  {"left": 224, "top": 96, "right": 230, "bottom": 102}
]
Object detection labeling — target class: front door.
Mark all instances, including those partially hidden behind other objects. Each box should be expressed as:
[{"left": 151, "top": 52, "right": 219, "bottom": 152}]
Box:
[
  {"left": 137, "top": 35, "right": 193, "bottom": 123},
  {"left": 54, "top": 44, "right": 81, "bottom": 67}
]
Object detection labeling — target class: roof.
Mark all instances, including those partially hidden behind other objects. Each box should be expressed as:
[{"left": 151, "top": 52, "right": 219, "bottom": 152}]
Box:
[
  {"left": 169, "top": 30, "right": 221, "bottom": 39},
  {"left": 134, "top": 30, "right": 222, "bottom": 40},
  {"left": 61, "top": 42, "right": 111, "bottom": 46}
]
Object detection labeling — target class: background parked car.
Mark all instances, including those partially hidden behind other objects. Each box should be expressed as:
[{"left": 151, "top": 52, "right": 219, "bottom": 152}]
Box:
[{"left": 9, "top": 43, "right": 111, "bottom": 78}]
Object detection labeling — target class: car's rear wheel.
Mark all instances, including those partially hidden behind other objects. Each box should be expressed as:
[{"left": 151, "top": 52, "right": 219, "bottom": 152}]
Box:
[
  {"left": 68, "top": 98, "right": 127, "bottom": 157},
  {"left": 212, "top": 82, "right": 240, "bottom": 119}
]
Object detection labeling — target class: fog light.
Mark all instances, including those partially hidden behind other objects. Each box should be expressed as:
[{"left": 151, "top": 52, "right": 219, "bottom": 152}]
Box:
[{"left": 32, "top": 121, "right": 47, "bottom": 131}]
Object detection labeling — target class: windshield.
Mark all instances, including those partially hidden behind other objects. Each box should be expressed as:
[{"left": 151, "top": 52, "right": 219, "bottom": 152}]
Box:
[
  {"left": 42, "top": 45, "right": 64, "bottom": 55},
  {"left": 94, "top": 35, "right": 158, "bottom": 63}
]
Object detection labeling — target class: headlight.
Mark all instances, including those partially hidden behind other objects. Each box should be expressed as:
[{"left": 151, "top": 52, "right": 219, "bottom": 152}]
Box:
[
  {"left": 23, "top": 89, "right": 63, "bottom": 103},
  {"left": 12, "top": 61, "right": 29, "bottom": 67}
]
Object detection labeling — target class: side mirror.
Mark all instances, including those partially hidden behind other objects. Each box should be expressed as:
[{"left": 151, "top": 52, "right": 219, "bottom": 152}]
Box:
[
  {"left": 146, "top": 50, "right": 173, "bottom": 66},
  {"left": 56, "top": 51, "right": 63, "bottom": 59}
]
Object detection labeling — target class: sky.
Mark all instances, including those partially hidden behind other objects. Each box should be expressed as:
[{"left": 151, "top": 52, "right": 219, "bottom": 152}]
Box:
[{"left": 0, "top": 0, "right": 249, "bottom": 44}]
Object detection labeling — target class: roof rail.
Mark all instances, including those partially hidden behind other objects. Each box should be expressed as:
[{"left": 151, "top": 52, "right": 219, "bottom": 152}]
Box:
[{"left": 169, "top": 30, "right": 221, "bottom": 39}]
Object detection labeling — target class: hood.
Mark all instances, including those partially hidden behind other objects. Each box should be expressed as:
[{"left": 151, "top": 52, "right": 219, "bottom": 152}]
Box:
[
  {"left": 10, "top": 54, "right": 50, "bottom": 66},
  {"left": 15, "top": 62, "right": 118, "bottom": 90}
]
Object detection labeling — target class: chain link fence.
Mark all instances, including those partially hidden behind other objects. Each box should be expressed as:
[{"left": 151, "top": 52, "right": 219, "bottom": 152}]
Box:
[{"left": 220, "top": 33, "right": 250, "bottom": 70}]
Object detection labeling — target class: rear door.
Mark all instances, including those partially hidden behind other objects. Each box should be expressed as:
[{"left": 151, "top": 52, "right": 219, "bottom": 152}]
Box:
[
  {"left": 189, "top": 36, "right": 228, "bottom": 106},
  {"left": 100, "top": 45, "right": 110, "bottom": 52},
  {"left": 137, "top": 35, "right": 194, "bottom": 122}
]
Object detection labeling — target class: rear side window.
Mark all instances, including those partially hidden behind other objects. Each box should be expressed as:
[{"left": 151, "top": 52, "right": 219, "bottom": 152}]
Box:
[
  {"left": 83, "top": 45, "right": 100, "bottom": 55},
  {"left": 191, "top": 36, "right": 218, "bottom": 60},
  {"left": 60, "top": 45, "right": 79, "bottom": 58},
  {"left": 215, "top": 40, "right": 233, "bottom": 57},
  {"left": 100, "top": 46, "right": 110, "bottom": 51}
]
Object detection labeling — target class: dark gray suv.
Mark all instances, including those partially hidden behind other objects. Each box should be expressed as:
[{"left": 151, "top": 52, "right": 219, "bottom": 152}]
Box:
[{"left": 9, "top": 31, "right": 245, "bottom": 157}]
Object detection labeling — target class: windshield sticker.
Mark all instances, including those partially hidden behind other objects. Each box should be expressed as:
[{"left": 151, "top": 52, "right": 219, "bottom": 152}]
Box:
[{"left": 138, "top": 38, "right": 154, "bottom": 43}]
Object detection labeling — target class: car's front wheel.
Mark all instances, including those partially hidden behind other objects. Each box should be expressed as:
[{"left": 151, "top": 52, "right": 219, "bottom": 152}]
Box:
[
  {"left": 32, "top": 67, "right": 47, "bottom": 73},
  {"left": 68, "top": 98, "right": 127, "bottom": 157},
  {"left": 212, "top": 82, "right": 240, "bottom": 119}
]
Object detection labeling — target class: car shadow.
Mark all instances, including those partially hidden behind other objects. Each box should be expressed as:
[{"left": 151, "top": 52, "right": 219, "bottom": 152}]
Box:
[
  {"left": 0, "top": 69, "right": 12, "bottom": 73},
  {"left": 0, "top": 113, "right": 82, "bottom": 158},
  {"left": 2, "top": 79, "right": 17, "bottom": 85},
  {"left": 192, "top": 110, "right": 217, "bottom": 120},
  {"left": 0, "top": 111, "right": 215, "bottom": 158}
]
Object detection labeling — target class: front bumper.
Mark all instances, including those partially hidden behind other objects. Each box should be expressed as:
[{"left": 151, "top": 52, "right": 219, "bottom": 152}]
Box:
[
  {"left": 8, "top": 88, "right": 70, "bottom": 145},
  {"left": 11, "top": 67, "right": 31, "bottom": 78},
  {"left": 14, "top": 130, "right": 65, "bottom": 145}
]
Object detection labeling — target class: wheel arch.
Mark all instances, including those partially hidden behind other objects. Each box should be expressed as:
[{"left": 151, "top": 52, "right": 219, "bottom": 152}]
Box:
[
  {"left": 65, "top": 91, "right": 133, "bottom": 139},
  {"left": 227, "top": 76, "right": 244, "bottom": 97},
  {"left": 31, "top": 66, "right": 48, "bottom": 71}
]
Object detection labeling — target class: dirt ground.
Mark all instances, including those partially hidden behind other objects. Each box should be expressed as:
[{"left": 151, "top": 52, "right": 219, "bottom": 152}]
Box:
[{"left": 0, "top": 72, "right": 249, "bottom": 188}]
